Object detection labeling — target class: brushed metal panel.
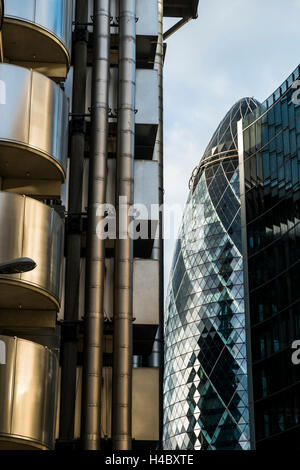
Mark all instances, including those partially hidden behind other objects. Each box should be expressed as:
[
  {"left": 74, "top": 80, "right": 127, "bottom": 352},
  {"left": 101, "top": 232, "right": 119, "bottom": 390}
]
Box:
[
  {"left": 49, "top": 209, "right": 64, "bottom": 301},
  {"left": 0, "top": 192, "right": 25, "bottom": 269},
  {"left": 134, "top": 160, "right": 159, "bottom": 218},
  {"left": 133, "top": 260, "right": 159, "bottom": 325},
  {"left": 103, "top": 259, "right": 159, "bottom": 325},
  {"left": 0, "top": 336, "right": 58, "bottom": 450},
  {"left": 0, "top": 336, "right": 16, "bottom": 435},
  {"left": 21, "top": 196, "right": 52, "bottom": 292},
  {"left": 4, "top": 0, "right": 73, "bottom": 50},
  {"left": 21, "top": 197, "right": 63, "bottom": 301},
  {"left": 0, "top": 65, "right": 31, "bottom": 143},
  {"left": 106, "top": 159, "right": 159, "bottom": 219},
  {"left": 136, "top": 0, "right": 158, "bottom": 37},
  {"left": 12, "top": 339, "right": 48, "bottom": 442},
  {"left": 29, "top": 71, "right": 60, "bottom": 159},
  {"left": 71, "top": 367, "right": 159, "bottom": 441},
  {"left": 4, "top": 0, "right": 35, "bottom": 22},
  {"left": 132, "top": 368, "right": 159, "bottom": 441},
  {"left": 98, "top": 367, "right": 159, "bottom": 440},
  {"left": 0, "top": 64, "right": 68, "bottom": 181},
  {"left": 40, "top": 349, "right": 58, "bottom": 446},
  {"left": 35, "top": 0, "right": 73, "bottom": 50},
  {"left": 136, "top": 70, "right": 158, "bottom": 125},
  {"left": 0, "top": 193, "right": 63, "bottom": 310},
  {"left": 35, "top": 0, "right": 64, "bottom": 45}
]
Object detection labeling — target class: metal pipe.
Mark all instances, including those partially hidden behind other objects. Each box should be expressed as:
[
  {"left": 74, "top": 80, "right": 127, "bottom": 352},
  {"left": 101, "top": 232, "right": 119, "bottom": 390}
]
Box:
[
  {"left": 59, "top": 0, "right": 88, "bottom": 445},
  {"left": 0, "top": 0, "right": 4, "bottom": 62},
  {"left": 163, "top": 16, "right": 192, "bottom": 41},
  {"left": 155, "top": 0, "right": 164, "bottom": 450},
  {"left": 112, "top": 0, "right": 136, "bottom": 451},
  {"left": 81, "top": 0, "right": 110, "bottom": 450}
]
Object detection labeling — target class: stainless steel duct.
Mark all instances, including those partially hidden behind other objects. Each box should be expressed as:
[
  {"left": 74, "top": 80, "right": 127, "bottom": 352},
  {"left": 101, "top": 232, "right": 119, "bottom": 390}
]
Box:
[
  {"left": 154, "top": 0, "right": 164, "bottom": 449},
  {"left": 112, "top": 0, "right": 136, "bottom": 451},
  {"left": 60, "top": 0, "right": 88, "bottom": 444},
  {"left": 81, "top": 0, "right": 110, "bottom": 451}
]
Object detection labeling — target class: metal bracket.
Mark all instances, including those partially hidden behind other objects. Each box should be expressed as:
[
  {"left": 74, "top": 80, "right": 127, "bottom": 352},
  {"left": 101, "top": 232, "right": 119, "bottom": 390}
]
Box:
[
  {"left": 69, "top": 114, "right": 89, "bottom": 134},
  {"left": 73, "top": 21, "right": 93, "bottom": 26},
  {"left": 110, "top": 16, "right": 119, "bottom": 27},
  {"left": 113, "top": 16, "right": 138, "bottom": 26},
  {"left": 73, "top": 24, "right": 89, "bottom": 43},
  {"left": 109, "top": 107, "right": 118, "bottom": 119},
  {"left": 66, "top": 213, "right": 85, "bottom": 235}
]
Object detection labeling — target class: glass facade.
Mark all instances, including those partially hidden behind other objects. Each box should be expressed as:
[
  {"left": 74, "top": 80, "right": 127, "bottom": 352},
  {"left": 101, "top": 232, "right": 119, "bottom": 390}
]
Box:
[
  {"left": 241, "top": 65, "right": 300, "bottom": 448},
  {"left": 164, "top": 98, "right": 259, "bottom": 450}
]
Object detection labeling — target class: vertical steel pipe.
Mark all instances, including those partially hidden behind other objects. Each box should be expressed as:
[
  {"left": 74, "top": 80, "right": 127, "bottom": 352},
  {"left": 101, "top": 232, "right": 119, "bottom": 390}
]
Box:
[
  {"left": 0, "top": 0, "right": 4, "bottom": 62},
  {"left": 59, "top": 0, "right": 88, "bottom": 444},
  {"left": 81, "top": 0, "right": 110, "bottom": 450},
  {"left": 112, "top": 0, "right": 136, "bottom": 451},
  {"left": 155, "top": 0, "right": 164, "bottom": 449}
]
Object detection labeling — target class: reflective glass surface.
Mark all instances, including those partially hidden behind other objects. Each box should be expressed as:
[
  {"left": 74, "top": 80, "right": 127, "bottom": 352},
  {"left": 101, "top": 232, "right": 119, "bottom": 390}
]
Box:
[
  {"left": 164, "top": 99, "right": 258, "bottom": 450},
  {"left": 242, "top": 67, "right": 300, "bottom": 448}
]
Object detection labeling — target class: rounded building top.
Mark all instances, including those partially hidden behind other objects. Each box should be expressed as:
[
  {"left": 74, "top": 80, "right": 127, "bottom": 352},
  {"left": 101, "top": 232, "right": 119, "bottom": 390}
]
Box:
[
  {"left": 190, "top": 98, "right": 260, "bottom": 190},
  {"left": 202, "top": 97, "right": 260, "bottom": 163}
]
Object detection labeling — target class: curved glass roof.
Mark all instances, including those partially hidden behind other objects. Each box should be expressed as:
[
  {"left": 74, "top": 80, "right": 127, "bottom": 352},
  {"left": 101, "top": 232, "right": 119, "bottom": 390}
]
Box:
[
  {"left": 190, "top": 98, "right": 260, "bottom": 191},
  {"left": 202, "top": 97, "right": 260, "bottom": 164}
]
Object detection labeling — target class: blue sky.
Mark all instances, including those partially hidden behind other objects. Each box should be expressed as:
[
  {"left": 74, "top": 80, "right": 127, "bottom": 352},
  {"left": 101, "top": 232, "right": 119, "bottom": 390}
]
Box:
[{"left": 163, "top": 0, "right": 300, "bottom": 292}]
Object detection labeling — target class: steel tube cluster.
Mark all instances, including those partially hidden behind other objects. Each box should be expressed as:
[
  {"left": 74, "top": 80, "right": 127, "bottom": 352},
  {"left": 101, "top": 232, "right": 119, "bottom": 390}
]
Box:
[{"left": 112, "top": 0, "right": 137, "bottom": 451}]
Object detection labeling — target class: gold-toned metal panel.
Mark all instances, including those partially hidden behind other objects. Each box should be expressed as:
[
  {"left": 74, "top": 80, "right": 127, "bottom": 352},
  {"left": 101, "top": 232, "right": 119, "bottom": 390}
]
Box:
[
  {"left": 70, "top": 367, "right": 159, "bottom": 441},
  {"left": 2, "top": 179, "right": 62, "bottom": 199},
  {"left": 11, "top": 339, "right": 48, "bottom": 442},
  {"left": 22, "top": 196, "right": 52, "bottom": 291},
  {"left": 132, "top": 368, "right": 159, "bottom": 441},
  {"left": 0, "top": 336, "right": 58, "bottom": 450},
  {"left": 0, "top": 336, "right": 16, "bottom": 436},
  {"left": 0, "top": 64, "right": 68, "bottom": 184},
  {"left": 0, "top": 192, "right": 24, "bottom": 271},
  {"left": 0, "top": 192, "right": 64, "bottom": 313}
]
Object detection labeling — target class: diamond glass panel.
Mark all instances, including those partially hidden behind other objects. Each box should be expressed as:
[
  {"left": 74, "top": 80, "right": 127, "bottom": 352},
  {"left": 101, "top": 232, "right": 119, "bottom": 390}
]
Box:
[{"left": 164, "top": 98, "right": 259, "bottom": 450}]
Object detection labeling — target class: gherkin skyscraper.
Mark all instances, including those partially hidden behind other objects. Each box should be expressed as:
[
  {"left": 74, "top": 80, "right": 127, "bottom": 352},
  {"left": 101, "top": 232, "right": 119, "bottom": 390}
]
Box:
[{"left": 163, "top": 98, "right": 259, "bottom": 450}]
